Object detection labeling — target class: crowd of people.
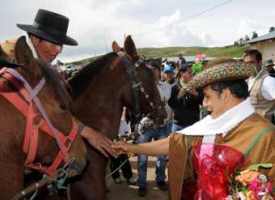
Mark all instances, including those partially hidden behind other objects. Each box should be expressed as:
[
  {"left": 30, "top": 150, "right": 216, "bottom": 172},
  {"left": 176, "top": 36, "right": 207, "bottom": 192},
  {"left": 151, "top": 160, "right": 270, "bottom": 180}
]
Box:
[{"left": 1, "top": 8, "right": 274, "bottom": 200}]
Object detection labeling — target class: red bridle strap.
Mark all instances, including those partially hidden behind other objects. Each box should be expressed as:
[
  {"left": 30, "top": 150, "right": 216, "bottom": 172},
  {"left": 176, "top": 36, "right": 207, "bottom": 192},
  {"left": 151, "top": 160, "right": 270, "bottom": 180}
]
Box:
[{"left": 0, "top": 68, "right": 79, "bottom": 176}]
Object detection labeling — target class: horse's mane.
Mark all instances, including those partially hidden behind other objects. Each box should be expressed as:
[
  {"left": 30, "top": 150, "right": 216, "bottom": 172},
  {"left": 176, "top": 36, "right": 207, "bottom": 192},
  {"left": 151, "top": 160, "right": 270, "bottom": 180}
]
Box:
[
  {"left": 39, "top": 62, "right": 73, "bottom": 110},
  {"left": 68, "top": 52, "right": 118, "bottom": 98}
]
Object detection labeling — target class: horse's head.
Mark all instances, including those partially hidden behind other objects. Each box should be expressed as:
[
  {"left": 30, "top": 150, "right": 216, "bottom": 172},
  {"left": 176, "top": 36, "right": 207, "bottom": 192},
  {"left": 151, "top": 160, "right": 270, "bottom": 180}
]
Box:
[
  {"left": 10, "top": 36, "right": 87, "bottom": 176},
  {"left": 113, "top": 35, "right": 167, "bottom": 125}
]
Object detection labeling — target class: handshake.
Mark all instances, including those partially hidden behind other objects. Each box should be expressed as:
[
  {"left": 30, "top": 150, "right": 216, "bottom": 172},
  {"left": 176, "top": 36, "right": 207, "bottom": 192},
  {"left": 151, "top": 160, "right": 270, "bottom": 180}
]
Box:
[
  {"left": 112, "top": 141, "right": 136, "bottom": 157},
  {"left": 112, "top": 137, "right": 168, "bottom": 157},
  {"left": 82, "top": 126, "right": 167, "bottom": 158}
]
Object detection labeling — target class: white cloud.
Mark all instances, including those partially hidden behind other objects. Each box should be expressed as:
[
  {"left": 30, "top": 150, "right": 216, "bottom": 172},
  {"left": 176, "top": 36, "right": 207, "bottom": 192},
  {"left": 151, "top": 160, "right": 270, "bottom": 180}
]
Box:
[{"left": 1, "top": 0, "right": 275, "bottom": 61}]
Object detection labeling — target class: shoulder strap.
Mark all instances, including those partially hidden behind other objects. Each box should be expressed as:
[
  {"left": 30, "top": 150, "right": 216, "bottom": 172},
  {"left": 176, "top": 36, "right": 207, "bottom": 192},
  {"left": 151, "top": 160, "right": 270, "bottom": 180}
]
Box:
[{"left": 244, "top": 126, "right": 274, "bottom": 158}]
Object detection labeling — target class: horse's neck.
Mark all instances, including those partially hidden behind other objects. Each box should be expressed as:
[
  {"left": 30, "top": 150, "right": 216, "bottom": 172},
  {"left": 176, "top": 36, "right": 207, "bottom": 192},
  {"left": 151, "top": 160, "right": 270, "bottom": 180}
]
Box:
[{"left": 72, "top": 83, "right": 123, "bottom": 139}]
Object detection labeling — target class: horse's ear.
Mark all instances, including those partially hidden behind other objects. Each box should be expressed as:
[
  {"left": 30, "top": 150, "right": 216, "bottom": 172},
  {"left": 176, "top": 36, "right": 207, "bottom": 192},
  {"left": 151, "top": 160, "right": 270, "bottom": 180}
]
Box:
[
  {"left": 14, "top": 36, "right": 34, "bottom": 65},
  {"left": 112, "top": 41, "right": 122, "bottom": 53},
  {"left": 0, "top": 46, "right": 8, "bottom": 61},
  {"left": 124, "top": 35, "right": 139, "bottom": 62}
]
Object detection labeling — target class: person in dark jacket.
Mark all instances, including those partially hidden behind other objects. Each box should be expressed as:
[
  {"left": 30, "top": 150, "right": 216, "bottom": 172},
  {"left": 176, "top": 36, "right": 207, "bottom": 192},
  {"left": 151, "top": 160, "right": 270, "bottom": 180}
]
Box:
[{"left": 168, "top": 64, "right": 202, "bottom": 132}]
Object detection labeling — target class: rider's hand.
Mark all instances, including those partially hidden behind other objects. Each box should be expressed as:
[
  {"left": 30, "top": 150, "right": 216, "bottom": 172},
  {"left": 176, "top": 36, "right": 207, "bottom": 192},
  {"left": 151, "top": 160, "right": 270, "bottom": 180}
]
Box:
[{"left": 80, "top": 126, "right": 115, "bottom": 157}]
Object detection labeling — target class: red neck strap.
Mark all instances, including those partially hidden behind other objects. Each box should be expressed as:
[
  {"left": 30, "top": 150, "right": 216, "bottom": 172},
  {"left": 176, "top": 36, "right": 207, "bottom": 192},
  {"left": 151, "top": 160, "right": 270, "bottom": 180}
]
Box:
[{"left": 0, "top": 68, "right": 79, "bottom": 176}]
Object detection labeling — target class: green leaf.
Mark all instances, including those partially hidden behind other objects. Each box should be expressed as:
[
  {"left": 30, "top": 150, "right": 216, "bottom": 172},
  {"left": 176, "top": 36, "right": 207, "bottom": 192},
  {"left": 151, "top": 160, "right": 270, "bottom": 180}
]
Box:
[
  {"left": 241, "top": 187, "right": 248, "bottom": 193},
  {"left": 248, "top": 163, "right": 272, "bottom": 171}
]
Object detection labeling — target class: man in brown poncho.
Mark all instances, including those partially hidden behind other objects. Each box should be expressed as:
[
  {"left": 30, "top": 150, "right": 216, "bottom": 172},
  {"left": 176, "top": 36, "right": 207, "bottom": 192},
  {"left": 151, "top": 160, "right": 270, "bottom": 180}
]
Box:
[{"left": 113, "top": 59, "right": 275, "bottom": 200}]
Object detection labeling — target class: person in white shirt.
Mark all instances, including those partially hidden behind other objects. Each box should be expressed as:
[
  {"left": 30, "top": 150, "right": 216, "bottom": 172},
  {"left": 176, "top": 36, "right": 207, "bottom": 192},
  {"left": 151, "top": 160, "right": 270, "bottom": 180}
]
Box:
[
  {"left": 136, "top": 63, "right": 172, "bottom": 196},
  {"left": 243, "top": 49, "right": 275, "bottom": 122}
]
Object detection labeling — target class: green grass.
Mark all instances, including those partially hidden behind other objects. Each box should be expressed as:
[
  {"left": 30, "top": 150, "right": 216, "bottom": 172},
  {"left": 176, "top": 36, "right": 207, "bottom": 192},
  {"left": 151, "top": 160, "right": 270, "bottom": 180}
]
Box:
[
  {"left": 137, "top": 46, "right": 246, "bottom": 58},
  {"left": 68, "top": 45, "right": 246, "bottom": 65}
]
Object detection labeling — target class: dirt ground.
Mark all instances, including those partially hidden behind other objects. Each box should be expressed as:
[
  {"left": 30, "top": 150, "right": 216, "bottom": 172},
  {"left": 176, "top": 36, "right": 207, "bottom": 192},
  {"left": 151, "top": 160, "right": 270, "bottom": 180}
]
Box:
[{"left": 107, "top": 156, "right": 169, "bottom": 200}]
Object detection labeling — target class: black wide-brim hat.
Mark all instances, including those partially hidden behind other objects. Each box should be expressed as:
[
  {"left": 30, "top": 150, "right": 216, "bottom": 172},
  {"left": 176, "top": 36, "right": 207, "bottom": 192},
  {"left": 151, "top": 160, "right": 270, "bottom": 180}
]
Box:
[{"left": 17, "top": 9, "right": 78, "bottom": 46}]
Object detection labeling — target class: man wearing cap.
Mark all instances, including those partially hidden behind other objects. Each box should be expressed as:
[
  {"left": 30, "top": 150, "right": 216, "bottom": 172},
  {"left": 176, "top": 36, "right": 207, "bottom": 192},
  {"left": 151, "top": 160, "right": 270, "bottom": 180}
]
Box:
[
  {"left": 162, "top": 63, "right": 177, "bottom": 87},
  {"left": 0, "top": 9, "right": 114, "bottom": 157},
  {"left": 244, "top": 49, "right": 275, "bottom": 122},
  {"left": 113, "top": 59, "right": 275, "bottom": 200}
]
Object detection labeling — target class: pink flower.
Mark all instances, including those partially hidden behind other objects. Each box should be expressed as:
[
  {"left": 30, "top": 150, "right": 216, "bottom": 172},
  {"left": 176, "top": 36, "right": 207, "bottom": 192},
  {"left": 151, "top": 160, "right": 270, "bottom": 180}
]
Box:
[
  {"left": 265, "top": 182, "right": 273, "bottom": 193},
  {"left": 248, "top": 177, "right": 273, "bottom": 199},
  {"left": 249, "top": 178, "right": 262, "bottom": 193}
]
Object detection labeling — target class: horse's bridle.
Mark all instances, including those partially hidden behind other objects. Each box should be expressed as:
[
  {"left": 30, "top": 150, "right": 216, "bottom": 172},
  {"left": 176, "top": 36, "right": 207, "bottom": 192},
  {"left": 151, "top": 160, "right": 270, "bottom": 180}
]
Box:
[
  {"left": 119, "top": 55, "right": 163, "bottom": 124},
  {"left": 0, "top": 67, "right": 79, "bottom": 176}
]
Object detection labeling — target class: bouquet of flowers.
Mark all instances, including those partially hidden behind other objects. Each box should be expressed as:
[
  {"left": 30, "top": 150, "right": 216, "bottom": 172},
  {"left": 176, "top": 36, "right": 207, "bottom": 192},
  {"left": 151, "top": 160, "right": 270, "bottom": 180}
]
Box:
[{"left": 227, "top": 163, "right": 273, "bottom": 200}]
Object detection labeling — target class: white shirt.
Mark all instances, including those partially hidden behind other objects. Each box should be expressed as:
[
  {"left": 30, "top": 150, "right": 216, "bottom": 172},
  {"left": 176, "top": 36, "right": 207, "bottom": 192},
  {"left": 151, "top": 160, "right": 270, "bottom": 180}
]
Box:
[
  {"left": 248, "top": 76, "right": 275, "bottom": 100},
  {"left": 118, "top": 119, "right": 131, "bottom": 137},
  {"left": 157, "top": 81, "right": 173, "bottom": 122},
  {"left": 25, "top": 34, "right": 38, "bottom": 59},
  {"left": 157, "top": 81, "right": 172, "bottom": 102}
]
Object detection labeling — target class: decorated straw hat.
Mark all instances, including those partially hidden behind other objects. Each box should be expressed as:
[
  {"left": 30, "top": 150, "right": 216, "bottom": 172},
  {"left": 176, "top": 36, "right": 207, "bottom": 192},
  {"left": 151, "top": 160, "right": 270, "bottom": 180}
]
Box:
[{"left": 179, "top": 60, "right": 257, "bottom": 96}]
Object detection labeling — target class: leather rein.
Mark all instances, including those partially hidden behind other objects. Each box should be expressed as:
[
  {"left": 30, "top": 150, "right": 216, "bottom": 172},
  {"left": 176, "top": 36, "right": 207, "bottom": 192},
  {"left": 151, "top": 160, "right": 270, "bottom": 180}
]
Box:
[{"left": 122, "top": 55, "right": 163, "bottom": 123}]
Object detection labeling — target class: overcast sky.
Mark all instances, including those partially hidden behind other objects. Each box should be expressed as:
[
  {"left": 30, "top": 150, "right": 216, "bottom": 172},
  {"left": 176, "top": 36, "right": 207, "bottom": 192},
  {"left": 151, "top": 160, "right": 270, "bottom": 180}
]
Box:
[{"left": 1, "top": 0, "right": 275, "bottom": 61}]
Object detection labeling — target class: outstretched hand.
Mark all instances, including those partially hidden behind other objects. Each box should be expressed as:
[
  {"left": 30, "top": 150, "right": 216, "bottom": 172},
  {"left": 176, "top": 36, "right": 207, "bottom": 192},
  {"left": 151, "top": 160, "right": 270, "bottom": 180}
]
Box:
[
  {"left": 112, "top": 141, "right": 130, "bottom": 155},
  {"left": 80, "top": 127, "right": 115, "bottom": 157}
]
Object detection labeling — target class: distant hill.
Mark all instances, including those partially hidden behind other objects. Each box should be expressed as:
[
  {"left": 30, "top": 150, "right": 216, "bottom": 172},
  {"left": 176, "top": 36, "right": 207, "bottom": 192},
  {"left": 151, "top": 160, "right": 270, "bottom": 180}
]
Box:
[
  {"left": 69, "top": 45, "right": 246, "bottom": 65},
  {"left": 137, "top": 46, "right": 246, "bottom": 58}
]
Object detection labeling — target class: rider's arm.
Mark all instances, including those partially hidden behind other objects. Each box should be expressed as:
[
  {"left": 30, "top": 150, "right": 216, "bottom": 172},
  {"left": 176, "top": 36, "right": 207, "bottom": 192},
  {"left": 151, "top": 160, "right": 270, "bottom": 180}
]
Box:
[{"left": 115, "top": 136, "right": 170, "bottom": 156}]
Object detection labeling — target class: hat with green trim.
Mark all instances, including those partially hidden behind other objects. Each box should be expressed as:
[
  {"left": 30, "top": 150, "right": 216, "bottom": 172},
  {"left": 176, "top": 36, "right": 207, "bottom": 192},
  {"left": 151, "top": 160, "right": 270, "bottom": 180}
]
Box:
[{"left": 179, "top": 60, "right": 257, "bottom": 96}]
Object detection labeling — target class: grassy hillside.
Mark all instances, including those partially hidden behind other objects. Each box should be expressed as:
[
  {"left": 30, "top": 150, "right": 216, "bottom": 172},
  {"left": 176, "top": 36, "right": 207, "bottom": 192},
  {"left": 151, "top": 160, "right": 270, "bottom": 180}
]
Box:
[
  {"left": 69, "top": 45, "right": 246, "bottom": 65},
  {"left": 137, "top": 46, "right": 246, "bottom": 58}
]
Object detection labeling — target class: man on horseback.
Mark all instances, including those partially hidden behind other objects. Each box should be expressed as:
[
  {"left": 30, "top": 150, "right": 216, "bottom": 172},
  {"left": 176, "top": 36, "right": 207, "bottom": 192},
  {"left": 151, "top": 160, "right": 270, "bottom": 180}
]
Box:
[{"left": 0, "top": 9, "right": 114, "bottom": 157}]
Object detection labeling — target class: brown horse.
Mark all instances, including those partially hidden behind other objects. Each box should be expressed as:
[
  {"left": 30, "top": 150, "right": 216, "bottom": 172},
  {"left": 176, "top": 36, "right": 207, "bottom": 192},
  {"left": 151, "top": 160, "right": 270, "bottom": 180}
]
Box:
[
  {"left": 0, "top": 37, "right": 86, "bottom": 199},
  {"left": 65, "top": 35, "right": 166, "bottom": 200}
]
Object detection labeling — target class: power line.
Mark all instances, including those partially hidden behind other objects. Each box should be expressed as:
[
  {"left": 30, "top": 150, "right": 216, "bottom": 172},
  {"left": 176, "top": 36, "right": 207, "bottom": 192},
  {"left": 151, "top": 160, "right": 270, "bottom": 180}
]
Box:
[
  {"left": 182, "top": 0, "right": 233, "bottom": 22},
  {"left": 133, "top": 0, "right": 234, "bottom": 39}
]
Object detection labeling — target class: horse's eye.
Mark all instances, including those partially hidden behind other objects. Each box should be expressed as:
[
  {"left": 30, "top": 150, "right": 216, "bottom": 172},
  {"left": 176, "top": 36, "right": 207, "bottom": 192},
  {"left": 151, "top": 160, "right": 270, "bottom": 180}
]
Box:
[{"left": 59, "top": 104, "right": 66, "bottom": 111}]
